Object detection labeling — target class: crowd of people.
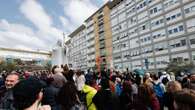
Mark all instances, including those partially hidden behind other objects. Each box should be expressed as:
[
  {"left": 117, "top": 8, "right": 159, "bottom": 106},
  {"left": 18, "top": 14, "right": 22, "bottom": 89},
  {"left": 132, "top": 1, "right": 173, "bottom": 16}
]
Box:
[{"left": 0, "top": 65, "right": 195, "bottom": 110}]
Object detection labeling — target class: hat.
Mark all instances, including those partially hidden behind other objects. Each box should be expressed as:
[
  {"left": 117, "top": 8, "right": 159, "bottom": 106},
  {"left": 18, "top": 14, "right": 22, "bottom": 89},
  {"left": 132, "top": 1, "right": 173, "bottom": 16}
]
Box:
[
  {"left": 162, "top": 71, "right": 167, "bottom": 75},
  {"left": 13, "top": 77, "right": 45, "bottom": 102}
]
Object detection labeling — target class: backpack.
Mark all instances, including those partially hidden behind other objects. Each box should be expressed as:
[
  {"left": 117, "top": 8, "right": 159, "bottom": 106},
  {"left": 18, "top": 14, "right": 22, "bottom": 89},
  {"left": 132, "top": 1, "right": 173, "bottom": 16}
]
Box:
[
  {"left": 78, "top": 91, "right": 88, "bottom": 105},
  {"left": 153, "top": 82, "right": 164, "bottom": 98},
  {"left": 78, "top": 91, "right": 92, "bottom": 109}
]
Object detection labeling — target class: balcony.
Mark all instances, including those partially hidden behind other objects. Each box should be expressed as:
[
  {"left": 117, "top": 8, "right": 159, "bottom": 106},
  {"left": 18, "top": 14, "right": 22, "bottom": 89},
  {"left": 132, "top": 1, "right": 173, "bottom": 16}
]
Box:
[
  {"left": 87, "top": 48, "right": 95, "bottom": 54},
  {"left": 99, "top": 43, "right": 105, "bottom": 49},
  {"left": 99, "top": 36, "right": 105, "bottom": 41},
  {"left": 87, "top": 40, "right": 95, "bottom": 47},
  {"left": 86, "top": 20, "right": 94, "bottom": 28}
]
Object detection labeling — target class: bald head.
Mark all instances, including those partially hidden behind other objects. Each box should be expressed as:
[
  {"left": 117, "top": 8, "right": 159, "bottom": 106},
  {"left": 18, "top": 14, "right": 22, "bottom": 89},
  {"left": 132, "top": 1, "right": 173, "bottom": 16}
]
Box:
[{"left": 5, "top": 73, "right": 19, "bottom": 89}]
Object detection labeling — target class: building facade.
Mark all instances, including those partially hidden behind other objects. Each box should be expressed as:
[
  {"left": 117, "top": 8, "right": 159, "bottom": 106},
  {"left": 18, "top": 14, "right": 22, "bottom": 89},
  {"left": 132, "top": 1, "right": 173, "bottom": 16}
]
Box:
[
  {"left": 85, "top": 18, "right": 96, "bottom": 70},
  {"left": 67, "top": 0, "right": 195, "bottom": 72},
  {"left": 110, "top": 0, "right": 195, "bottom": 71},
  {"left": 68, "top": 25, "right": 88, "bottom": 70},
  {"left": 89, "top": 4, "right": 113, "bottom": 71}
]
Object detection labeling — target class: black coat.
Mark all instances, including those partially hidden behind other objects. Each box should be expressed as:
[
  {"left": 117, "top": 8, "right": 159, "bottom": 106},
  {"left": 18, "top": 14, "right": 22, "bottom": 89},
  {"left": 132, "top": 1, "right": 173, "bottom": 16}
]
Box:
[
  {"left": 93, "top": 89, "right": 120, "bottom": 110},
  {"left": 0, "top": 89, "right": 15, "bottom": 110},
  {"left": 42, "top": 85, "right": 60, "bottom": 110}
]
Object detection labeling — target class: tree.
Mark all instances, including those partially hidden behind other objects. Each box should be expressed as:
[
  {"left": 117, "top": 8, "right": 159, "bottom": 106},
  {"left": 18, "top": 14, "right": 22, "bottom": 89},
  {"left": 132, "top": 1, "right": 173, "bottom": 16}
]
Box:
[
  {"left": 0, "top": 61, "right": 6, "bottom": 72},
  {"left": 44, "top": 61, "right": 52, "bottom": 71},
  {"left": 14, "top": 59, "right": 23, "bottom": 65},
  {"left": 165, "top": 60, "right": 194, "bottom": 76},
  {"left": 6, "top": 62, "right": 17, "bottom": 72},
  {"left": 0, "top": 60, "right": 17, "bottom": 72}
]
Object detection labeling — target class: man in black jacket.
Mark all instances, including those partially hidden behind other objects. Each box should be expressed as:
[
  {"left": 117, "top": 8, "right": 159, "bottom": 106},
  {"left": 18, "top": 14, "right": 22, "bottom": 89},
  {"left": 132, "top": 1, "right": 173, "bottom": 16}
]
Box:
[{"left": 0, "top": 72, "right": 19, "bottom": 110}]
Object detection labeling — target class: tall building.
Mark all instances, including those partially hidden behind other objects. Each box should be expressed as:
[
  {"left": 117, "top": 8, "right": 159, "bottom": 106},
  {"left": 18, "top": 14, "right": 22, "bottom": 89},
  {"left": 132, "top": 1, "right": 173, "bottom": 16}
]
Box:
[
  {"left": 86, "top": 3, "right": 113, "bottom": 71},
  {"left": 110, "top": 0, "right": 195, "bottom": 71},
  {"left": 67, "top": 0, "right": 195, "bottom": 72},
  {"left": 85, "top": 18, "right": 96, "bottom": 70},
  {"left": 68, "top": 25, "right": 88, "bottom": 71}
]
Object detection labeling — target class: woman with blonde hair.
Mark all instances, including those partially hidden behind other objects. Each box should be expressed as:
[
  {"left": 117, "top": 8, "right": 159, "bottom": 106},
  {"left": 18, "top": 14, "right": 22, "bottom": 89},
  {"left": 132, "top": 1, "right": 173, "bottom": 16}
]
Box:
[{"left": 164, "top": 81, "right": 182, "bottom": 110}]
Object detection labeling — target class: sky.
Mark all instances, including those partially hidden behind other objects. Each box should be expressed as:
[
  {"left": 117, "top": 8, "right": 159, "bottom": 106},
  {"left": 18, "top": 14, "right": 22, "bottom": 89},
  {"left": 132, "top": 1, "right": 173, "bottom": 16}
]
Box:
[{"left": 0, "top": 0, "right": 109, "bottom": 51}]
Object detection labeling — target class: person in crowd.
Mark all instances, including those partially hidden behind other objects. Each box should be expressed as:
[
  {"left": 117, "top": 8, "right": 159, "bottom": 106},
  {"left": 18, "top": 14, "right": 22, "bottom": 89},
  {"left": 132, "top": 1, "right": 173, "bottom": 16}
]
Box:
[
  {"left": 52, "top": 71, "right": 66, "bottom": 89},
  {"left": 115, "top": 77, "right": 122, "bottom": 96},
  {"left": 143, "top": 73, "right": 153, "bottom": 88},
  {"left": 85, "top": 72, "right": 100, "bottom": 91},
  {"left": 82, "top": 84, "right": 97, "bottom": 110},
  {"left": 62, "top": 64, "right": 69, "bottom": 75},
  {"left": 152, "top": 74, "right": 165, "bottom": 110},
  {"left": 135, "top": 74, "right": 141, "bottom": 86},
  {"left": 119, "top": 80, "right": 133, "bottom": 110},
  {"left": 65, "top": 69, "right": 75, "bottom": 83},
  {"left": 133, "top": 84, "right": 160, "bottom": 110},
  {"left": 0, "top": 75, "right": 5, "bottom": 98},
  {"left": 52, "top": 65, "right": 64, "bottom": 77},
  {"left": 173, "top": 89, "right": 195, "bottom": 110},
  {"left": 12, "top": 77, "right": 51, "bottom": 110},
  {"left": 57, "top": 82, "right": 82, "bottom": 110},
  {"left": 0, "top": 72, "right": 20, "bottom": 109},
  {"left": 169, "top": 72, "right": 175, "bottom": 81},
  {"left": 131, "top": 79, "right": 138, "bottom": 98},
  {"left": 159, "top": 71, "right": 171, "bottom": 83},
  {"left": 75, "top": 70, "right": 86, "bottom": 92},
  {"left": 85, "top": 69, "right": 94, "bottom": 86},
  {"left": 187, "top": 69, "right": 195, "bottom": 90},
  {"left": 51, "top": 65, "right": 58, "bottom": 74},
  {"left": 51, "top": 65, "right": 67, "bottom": 89},
  {"left": 164, "top": 81, "right": 182, "bottom": 110},
  {"left": 181, "top": 75, "right": 190, "bottom": 88},
  {"left": 42, "top": 77, "right": 60, "bottom": 110},
  {"left": 93, "top": 77, "right": 119, "bottom": 110}
]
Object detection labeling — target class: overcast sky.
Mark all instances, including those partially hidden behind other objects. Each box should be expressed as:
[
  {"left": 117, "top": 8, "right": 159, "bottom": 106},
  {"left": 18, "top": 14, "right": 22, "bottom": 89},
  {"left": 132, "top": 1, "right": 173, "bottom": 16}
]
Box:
[{"left": 0, "top": 0, "right": 108, "bottom": 51}]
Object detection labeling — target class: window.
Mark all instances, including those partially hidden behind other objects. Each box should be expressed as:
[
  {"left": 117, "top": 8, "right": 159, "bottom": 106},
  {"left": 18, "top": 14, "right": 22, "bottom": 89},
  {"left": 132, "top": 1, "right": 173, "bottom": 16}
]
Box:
[
  {"left": 149, "top": 4, "right": 163, "bottom": 17},
  {"left": 137, "top": 1, "right": 148, "bottom": 12},
  {"left": 190, "top": 39, "right": 195, "bottom": 45},
  {"left": 174, "top": 28, "right": 178, "bottom": 33},
  {"left": 179, "top": 25, "right": 184, "bottom": 31},
  {"left": 166, "top": 9, "right": 182, "bottom": 23},
  {"left": 143, "top": 25, "right": 146, "bottom": 30},
  {"left": 156, "top": 21, "right": 159, "bottom": 25},
  {"left": 126, "top": 6, "right": 136, "bottom": 18},
  {"left": 119, "top": 13, "right": 126, "bottom": 23},
  {"left": 154, "top": 8, "right": 158, "bottom": 13},
  {"left": 169, "top": 38, "right": 186, "bottom": 48},
  {"left": 171, "top": 15, "right": 176, "bottom": 19},
  {"left": 169, "top": 30, "right": 172, "bottom": 34},
  {"left": 185, "top": 8, "right": 190, "bottom": 14},
  {"left": 177, "top": 13, "right": 181, "bottom": 17},
  {"left": 168, "top": 24, "right": 184, "bottom": 35},
  {"left": 164, "top": 0, "right": 180, "bottom": 8},
  {"left": 184, "top": 3, "right": 195, "bottom": 16},
  {"left": 160, "top": 19, "right": 164, "bottom": 23},
  {"left": 167, "top": 17, "right": 171, "bottom": 21},
  {"left": 139, "top": 22, "right": 150, "bottom": 32},
  {"left": 148, "top": 37, "right": 151, "bottom": 41},
  {"left": 186, "top": 18, "right": 195, "bottom": 32},
  {"left": 181, "top": 40, "right": 186, "bottom": 46}
]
